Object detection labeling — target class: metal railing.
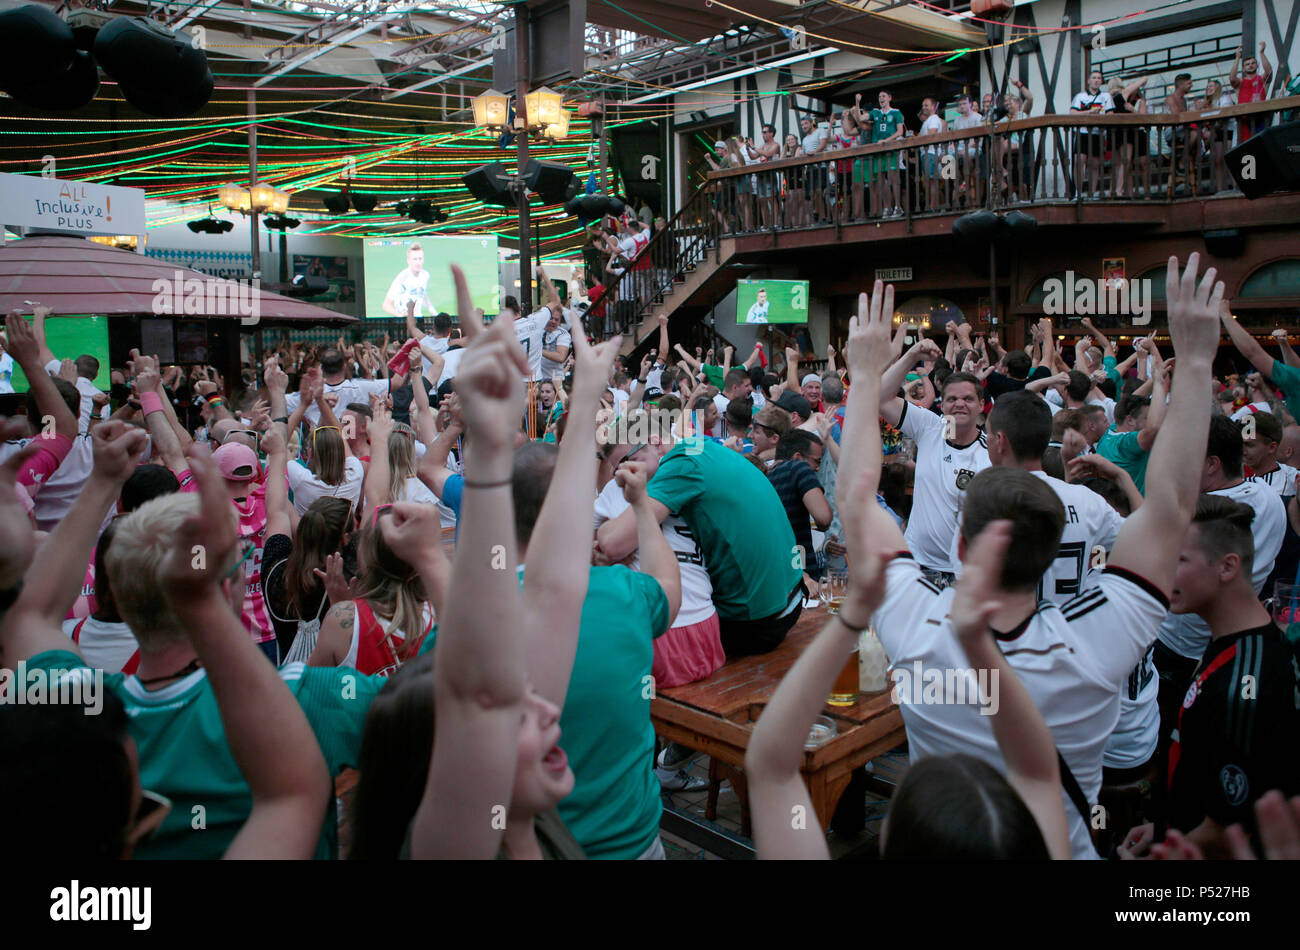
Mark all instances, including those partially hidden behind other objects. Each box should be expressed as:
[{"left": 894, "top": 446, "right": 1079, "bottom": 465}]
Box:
[{"left": 589, "top": 183, "right": 722, "bottom": 340}]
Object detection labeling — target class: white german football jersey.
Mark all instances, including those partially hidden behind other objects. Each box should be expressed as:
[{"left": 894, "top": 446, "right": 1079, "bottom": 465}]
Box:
[
  {"left": 949, "top": 470, "right": 1125, "bottom": 604},
  {"left": 1249, "top": 463, "right": 1298, "bottom": 499},
  {"left": 873, "top": 555, "right": 1169, "bottom": 860},
  {"left": 1104, "top": 642, "right": 1159, "bottom": 769},
  {"left": 514, "top": 309, "right": 550, "bottom": 381},
  {"left": 386, "top": 267, "right": 430, "bottom": 316},
  {"left": 592, "top": 479, "right": 714, "bottom": 627},
  {"left": 897, "top": 401, "right": 990, "bottom": 573},
  {"left": 1157, "top": 479, "right": 1286, "bottom": 660}
]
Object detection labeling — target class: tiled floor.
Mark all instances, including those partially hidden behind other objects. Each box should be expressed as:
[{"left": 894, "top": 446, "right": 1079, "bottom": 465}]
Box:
[{"left": 659, "top": 746, "right": 911, "bottom": 860}]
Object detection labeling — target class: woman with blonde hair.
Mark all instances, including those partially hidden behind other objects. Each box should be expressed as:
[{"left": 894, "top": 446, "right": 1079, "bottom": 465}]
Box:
[{"left": 286, "top": 374, "right": 365, "bottom": 514}]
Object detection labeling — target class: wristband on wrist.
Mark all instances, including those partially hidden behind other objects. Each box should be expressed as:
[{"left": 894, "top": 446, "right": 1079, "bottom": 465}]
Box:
[
  {"left": 139, "top": 391, "right": 165, "bottom": 416},
  {"left": 273, "top": 416, "right": 289, "bottom": 424},
  {"left": 462, "top": 476, "right": 513, "bottom": 489},
  {"left": 835, "top": 610, "right": 870, "bottom": 634}
]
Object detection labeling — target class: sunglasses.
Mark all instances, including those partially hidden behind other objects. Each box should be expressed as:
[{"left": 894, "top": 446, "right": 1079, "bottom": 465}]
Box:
[{"left": 312, "top": 425, "right": 340, "bottom": 450}]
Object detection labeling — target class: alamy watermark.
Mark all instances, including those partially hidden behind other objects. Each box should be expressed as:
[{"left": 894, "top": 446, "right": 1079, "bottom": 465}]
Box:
[
  {"left": 1042, "top": 270, "right": 1150, "bottom": 326},
  {"left": 151, "top": 269, "right": 261, "bottom": 326},
  {"left": 890, "top": 661, "right": 1000, "bottom": 716},
  {"left": 0, "top": 661, "right": 104, "bottom": 715}
]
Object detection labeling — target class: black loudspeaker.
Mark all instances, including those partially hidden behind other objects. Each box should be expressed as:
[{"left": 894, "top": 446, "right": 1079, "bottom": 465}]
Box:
[
  {"left": 1226, "top": 121, "right": 1300, "bottom": 198},
  {"left": 462, "top": 163, "right": 516, "bottom": 208},
  {"left": 0, "top": 4, "right": 98, "bottom": 110},
  {"left": 94, "top": 17, "right": 213, "bottom": 117},
  {"left": 1203, "top": 228, "right": 1245, "bottom": 258},
  {"left": 952, "top": 209, "right": 1005, "bottom": 244},
  {"left": 1003, "top": 210, "right": 1038, "bottom": 244},
  {"left": 350, "top": 193, "right": 378, "bottom": 215},
  {"left": 522, "top": 159, "right": 578, "bottom": 205}
]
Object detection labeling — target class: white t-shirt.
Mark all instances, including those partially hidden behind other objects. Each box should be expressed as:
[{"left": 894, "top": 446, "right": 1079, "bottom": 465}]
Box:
[
  {"left": 897, "top": 402, "right": 991, "bottom": 573},
  {"left": 1249, "top": 463, "right": 1298, "bottom": 499},
  {"left": 614, "top": 237, "right": 638, "bottom": 301},
  {"left": 920, "top": 113, "right": 945, "bottom": 154},
  {"left": 285, "top": 377, "right": 391, "bottom": 426},
  {"left": 417, "top": 334, "right": 450, "bottom": 376},
  {"left": 395, "top": 474, "right": 457, "bottom": 530},
  {"left": 874, "top": 556, "right": 1169, "bottom": 860},
  {"left": 540, "top": 325, "right": 572, "bottom": 379},
  {"left": 437, "top": 348, "right": 466, "bottom": 387},
  {"left": 1230, "top": 401, "right": 1272, "bottom": 422},
  {"left": 745, "top": 300, "right": 770, "bottom": 324},
  {"left": 952, "top": 111, "right": 983, "bottom": 152},
  {"left": 801, "top": 128, "right": 827, "bottom": 155},
  {"left": 286, "top": 456, "right": 365, "bottom": 515},
  {"left": 385, "top": 267, "right": 431, "bottom": 317},
  {"left": 0, "top": 352, "right": 13, "bottom": 394},
  {"left": 592, "top": 478, "right": 715, "bottom": 627},
  {"left": 1156, "top": 479, "right": 1286, "bottom": 659},
  {"left": 515, "top": 310, "right": 549, "bottom": 381},
  {"left": 948, "top": 470, "right": 1125, "bottom": 604},
  {"left": 63, "top": 616, "right": 138, "bottom": 673}
]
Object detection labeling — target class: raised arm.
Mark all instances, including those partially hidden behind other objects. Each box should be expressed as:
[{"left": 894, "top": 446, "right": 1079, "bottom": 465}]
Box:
[
  {"left": 747, "top": 281, "right": 904, "bottom": 860},
  {"left": 877, "top": 337, "right": 936, "bottom": 427},
  {"left": 1109, "top": 254, "right": 1223, "bottom": 594},
  {"left": 950, "top": 520, "right": 1071, "bottom": 860},
  {"left": 1270, "top": 329, "right": 1299, "bottom": 369},
  {"left": 657, "top": 314, "right": 670, "bottom": 363},
  {"left": 0, "top": 421, "right": 146, "bottom": 664},
  {"left": 362, "top": 406, "right": 395, "bottom": 517},
  {"left": 1080, "top": 317, "right": 1117, "bottom": 360},
  {"left": 1136, "top": 358, "right": 1171, "bottom": 452},
  {"left": 785, "top": 347, "right": 801, "bottom": 392},
  {"left": 409, "top": 265, "right": 533, "bottom": 860},
  {"left": 5, "top": 312, "right": 76, "bottom": 442},
  {"left": 131, "top": 353, "right": 187, "bottom": 475},
  {"left": 522, "top": 314, "right": 620, "bottom": 707},
  {"left": 160, "top": 449, "right": 329, "bottom": 859}
]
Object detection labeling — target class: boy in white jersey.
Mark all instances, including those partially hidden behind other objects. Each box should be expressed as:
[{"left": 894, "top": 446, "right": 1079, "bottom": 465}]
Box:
[
  {"left": 878, "top": 343, "right": 989, "bottom": 587},
  {"left": 1242, "top": 410, "right": 1297, "bottom": 499},
  {"left": 382, "top": 243, "right": 431, "bottom": 317},
  {"left": 840, "top": 256, "right": 1225, "bottom": 859},
  {"left": 959, "top": 390, "right": 1126, "bottom": 603}
]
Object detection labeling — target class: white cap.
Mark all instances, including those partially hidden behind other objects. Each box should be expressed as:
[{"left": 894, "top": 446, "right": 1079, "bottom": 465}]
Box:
[{"left": 801, "top": 373, "right": 821, "bottom": 387}]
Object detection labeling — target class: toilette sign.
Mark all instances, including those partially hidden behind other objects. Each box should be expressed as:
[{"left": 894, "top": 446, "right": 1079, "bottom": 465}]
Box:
[{"left": 0, "top": 172, "right": 146, "bottom": 237}]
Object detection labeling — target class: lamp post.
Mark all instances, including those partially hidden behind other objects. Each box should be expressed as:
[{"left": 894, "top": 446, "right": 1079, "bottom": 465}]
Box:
[
  {"left": 471, "top": 33, "right": 571, "bottom": 315},
  {"left": 219, "top": 182, "right": 291, "bottom": 284}
]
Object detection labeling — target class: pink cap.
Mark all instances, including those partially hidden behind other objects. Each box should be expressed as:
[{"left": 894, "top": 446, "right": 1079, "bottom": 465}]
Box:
[{"left": 212, "top": 442, "right": 259, "bottom": 482}]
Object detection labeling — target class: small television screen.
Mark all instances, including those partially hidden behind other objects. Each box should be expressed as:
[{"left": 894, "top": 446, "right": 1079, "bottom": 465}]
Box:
[{"left": 737, "top": 278, "right": 809, "bottom": 325}]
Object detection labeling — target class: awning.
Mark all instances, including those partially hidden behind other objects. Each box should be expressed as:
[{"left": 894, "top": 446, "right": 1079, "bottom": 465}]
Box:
[{"left": 0, "top": 235, "right": 356, "bottom": 324}]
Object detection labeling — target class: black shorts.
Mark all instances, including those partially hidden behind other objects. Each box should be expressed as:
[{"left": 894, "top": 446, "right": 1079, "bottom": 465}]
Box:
[
  {"left": 1075, "top": 130, "right": 1106, "bottom": 156},
  {"left": 718, "top": 583, "right": 805, "bottom": 657}
]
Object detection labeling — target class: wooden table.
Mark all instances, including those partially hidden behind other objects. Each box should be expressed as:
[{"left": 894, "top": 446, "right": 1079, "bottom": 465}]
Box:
[{"left": 652, "top": 606, "right": 906, "bottom": 853}]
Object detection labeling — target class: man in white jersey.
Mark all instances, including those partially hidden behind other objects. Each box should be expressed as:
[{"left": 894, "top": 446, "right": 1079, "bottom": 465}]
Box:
[
  {"left": 955, "top": 390, "right": 1125, "bottom": 603},
  {"left": 540, "top": 308, "right": 572, "bottom": 380},
  {"left": 283, "top": 347, "right": 396, "bottom": 427},
  {"left": 1242, "top": 410, "right": 1297, "bottom": 500},
  {"left": 382, "top": 243, "right": 431, "bottom": 318},
  {"left": 405, "top": 304, "right": 454, "bottom": 376},
  {"left": 745, "top": 287, "right": 770, "bottom": 325},
  {"left": 840, "top": 257, "right": 1225, "bottom": 860},
  {"left": 1151, "top": 412, "right": 1286, "bottom": 740},
  {"left": 879, "top": 341, "right": 989, "bottom": 588},
  {"left": 515, "top": 268, "right": 563, "bottom": 382}
]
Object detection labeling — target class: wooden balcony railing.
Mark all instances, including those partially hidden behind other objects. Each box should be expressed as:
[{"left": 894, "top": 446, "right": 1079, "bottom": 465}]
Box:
[{"left": 704, "top": 96, "right": 1300, "bottom": 230}]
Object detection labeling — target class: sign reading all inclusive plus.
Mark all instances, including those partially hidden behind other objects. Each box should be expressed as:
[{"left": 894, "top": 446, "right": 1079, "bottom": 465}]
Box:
[{"left": 0, "top": 172, "right": 146, "bottom": 238}]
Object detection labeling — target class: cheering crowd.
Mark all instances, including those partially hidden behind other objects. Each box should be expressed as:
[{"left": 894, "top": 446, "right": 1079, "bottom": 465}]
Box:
[{"left": 1, "top": 251, "right": 1299, "bottom": 861}]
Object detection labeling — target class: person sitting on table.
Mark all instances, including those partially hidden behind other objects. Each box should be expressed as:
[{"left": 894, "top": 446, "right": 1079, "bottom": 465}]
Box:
[{"left": 596, "top": 433, "right": 804, "bottom": 659}]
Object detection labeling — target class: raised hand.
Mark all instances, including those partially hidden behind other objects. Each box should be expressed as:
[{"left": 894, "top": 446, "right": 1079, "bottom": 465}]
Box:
[
  {"left": 90, "top": 420, "right": 148, "bottom": 485},
  {"left": 1065, "top": 451, "right": 1122, "bottom": 483},
  {"left": 845, "top": 280, "right": 901, "bottom": 379},
  {"left": 949, "top": 520, "right": 1012, "bottom": 642},
  {"left": 5, "top": 311, "right": 40, "bottom": 368},
  {"left": 615, "top": 459, "right": 649, "bottom": 506},
  {"left": 158, "top": 448, "right": 237, "bottom": 599},
  {"left": 1166, "top": 253, "right": 1224, "bottom": 363},
  {"left": 451, "top": 265, "right": 529, "bottom": 447},
  {"left": 369, "top": 403, "right": 395, "bottom": 446},
  {"left": 264, "top": 357, "right": 289, "bottom": 394},
  {"left": 378, "top": 501, "right": 442, "bottom": 570},
  {"left": 313, "top": 552, "right": 360, "bottom": 606},
  {"left": 570, "top": 313, "right": 621, "bottom": 401}
]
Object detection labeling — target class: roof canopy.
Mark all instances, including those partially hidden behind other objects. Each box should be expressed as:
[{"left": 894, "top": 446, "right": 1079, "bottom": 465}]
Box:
[{"left": 0, "top": 235, "right": 356, "bottom": 324}]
